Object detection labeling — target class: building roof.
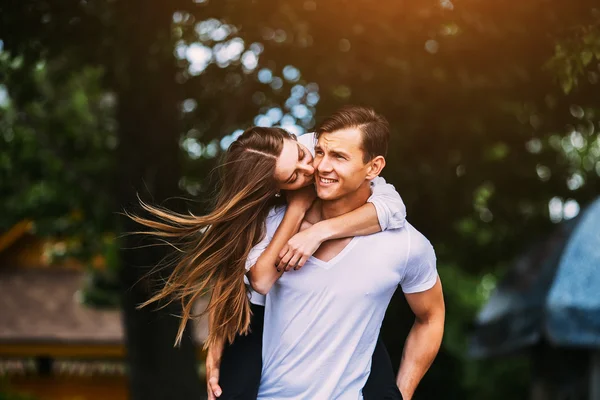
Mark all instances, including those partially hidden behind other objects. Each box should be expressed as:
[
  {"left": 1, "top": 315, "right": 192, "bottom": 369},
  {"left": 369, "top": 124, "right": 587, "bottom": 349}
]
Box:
[{"left": 0, "top": 268, "right": 208, "bottom": 347}]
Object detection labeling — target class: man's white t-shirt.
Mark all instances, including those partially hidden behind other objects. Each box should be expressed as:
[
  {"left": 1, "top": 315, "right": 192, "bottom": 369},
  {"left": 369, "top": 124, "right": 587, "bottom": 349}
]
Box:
[
  {"left": 244, "top": 132, "right": 407, "bottom": 306},
  {"left": 248, "top": 206, "right": 437, "bottom": 400}
]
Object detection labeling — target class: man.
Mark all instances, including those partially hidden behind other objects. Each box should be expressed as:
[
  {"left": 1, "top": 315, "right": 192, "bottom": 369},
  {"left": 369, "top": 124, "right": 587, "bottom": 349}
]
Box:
[{"left": 249, "top": 106, "right": 445, "bottom": 399}]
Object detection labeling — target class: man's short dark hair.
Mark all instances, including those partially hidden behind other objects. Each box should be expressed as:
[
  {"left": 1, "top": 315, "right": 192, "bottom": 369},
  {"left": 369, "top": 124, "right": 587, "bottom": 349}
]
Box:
[{"left": 315, "top": 105, "right": 390, "bottom": 163}]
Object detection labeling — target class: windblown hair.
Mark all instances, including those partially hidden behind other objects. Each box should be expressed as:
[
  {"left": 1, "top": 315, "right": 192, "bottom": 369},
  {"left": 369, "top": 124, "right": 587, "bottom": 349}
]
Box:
[
  {"left": 316, "top": 105, "right": 390, "bottom": 163},
  {"left": 129, "top": 126, "right": 293, "bottom": 349}
]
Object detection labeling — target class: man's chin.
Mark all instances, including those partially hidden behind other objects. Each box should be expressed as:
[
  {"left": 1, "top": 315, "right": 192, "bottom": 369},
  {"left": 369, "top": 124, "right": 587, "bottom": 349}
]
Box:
[{"left": 316, "top": 187, "right": 337, "bottom": 200}]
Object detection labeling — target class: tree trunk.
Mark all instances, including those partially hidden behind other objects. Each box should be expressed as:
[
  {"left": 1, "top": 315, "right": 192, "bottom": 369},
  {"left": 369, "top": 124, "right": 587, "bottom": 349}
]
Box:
[{"left": 113, "top": 3, "right": 203, "bottom": 399}]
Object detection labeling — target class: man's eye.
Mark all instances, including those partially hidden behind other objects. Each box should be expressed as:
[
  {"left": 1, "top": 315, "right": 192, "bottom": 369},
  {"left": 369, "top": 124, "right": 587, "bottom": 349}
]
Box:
[{"left": 336, "top": 155, "right": 345, "bottom": 160}]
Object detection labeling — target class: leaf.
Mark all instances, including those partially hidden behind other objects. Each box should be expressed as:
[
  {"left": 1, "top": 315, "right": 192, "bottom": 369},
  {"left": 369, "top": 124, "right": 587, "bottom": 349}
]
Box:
[{"left": 580, "top": 49, "right": 594, "bottom": 66}]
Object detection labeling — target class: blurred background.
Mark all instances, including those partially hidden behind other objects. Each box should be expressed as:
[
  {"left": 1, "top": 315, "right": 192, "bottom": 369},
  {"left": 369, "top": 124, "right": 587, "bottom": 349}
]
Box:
[{"left": 1, "top": 1, "right": 600, "bottom": 399}]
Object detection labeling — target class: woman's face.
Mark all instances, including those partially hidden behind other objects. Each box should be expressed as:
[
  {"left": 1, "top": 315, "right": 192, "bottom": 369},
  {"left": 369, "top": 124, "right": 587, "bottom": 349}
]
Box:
[{"left": 273, "top": 138, "right": 315, "bottom": 191}]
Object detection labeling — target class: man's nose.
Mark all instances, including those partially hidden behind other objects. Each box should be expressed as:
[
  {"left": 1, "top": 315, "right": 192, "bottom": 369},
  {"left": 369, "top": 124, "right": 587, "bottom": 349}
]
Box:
[{"left": 317, "top": 156, "right": 332, "bottom": 173}]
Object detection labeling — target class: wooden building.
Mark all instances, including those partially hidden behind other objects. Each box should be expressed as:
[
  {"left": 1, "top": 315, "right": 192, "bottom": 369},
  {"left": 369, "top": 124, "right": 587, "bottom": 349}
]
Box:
[{"left": 0, "top": 221, "right": 208, "bottom": 400}]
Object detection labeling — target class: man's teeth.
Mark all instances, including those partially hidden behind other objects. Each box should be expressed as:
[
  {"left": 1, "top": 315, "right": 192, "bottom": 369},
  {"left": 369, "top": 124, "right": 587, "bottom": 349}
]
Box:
[{"left": 320, "top": 177, "right": 337, "bottom": 184}]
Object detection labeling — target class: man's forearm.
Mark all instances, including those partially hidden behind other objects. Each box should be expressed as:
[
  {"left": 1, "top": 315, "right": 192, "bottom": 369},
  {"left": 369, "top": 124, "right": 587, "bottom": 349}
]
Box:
[{"left": 397, "top": 316, "right": 444, "bottom": 400}]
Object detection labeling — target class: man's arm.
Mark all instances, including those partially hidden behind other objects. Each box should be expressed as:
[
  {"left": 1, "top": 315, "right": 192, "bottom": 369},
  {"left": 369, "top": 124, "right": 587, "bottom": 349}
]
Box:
[{"left": 397, "top": 277, "right": 445, "bottom": 400}]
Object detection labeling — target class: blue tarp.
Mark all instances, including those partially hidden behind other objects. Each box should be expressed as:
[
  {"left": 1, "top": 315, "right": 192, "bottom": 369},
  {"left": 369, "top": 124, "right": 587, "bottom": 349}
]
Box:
[
  {"left": 547, "top": 197, "right": 600, "bottom": 347},
  {"left": 470, "top": 197, "right": 600, "bottom": 358}
]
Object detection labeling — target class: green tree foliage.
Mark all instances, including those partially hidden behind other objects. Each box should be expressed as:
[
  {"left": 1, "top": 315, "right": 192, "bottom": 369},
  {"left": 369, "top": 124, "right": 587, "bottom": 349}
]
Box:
[
  {"left": 0, "top": 55, "right": 116, "bottom": 238},
  {"left": 546, "top": 9, "right": 600, "bottom": 93},
  {"left": 0, "top": 52, "right": 120, "bottom": 307}
]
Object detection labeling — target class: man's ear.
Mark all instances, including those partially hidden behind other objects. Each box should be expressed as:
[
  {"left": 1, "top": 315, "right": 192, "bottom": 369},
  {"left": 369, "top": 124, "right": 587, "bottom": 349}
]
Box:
[{"left": 366, "top": 155, "right": 386, "bottom": 179}]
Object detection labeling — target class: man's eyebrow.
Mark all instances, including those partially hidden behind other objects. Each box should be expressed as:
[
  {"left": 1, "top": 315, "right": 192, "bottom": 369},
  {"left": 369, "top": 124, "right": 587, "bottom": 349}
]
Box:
[
  {"left": 314, "top": 144, "right": 350, "bottom": 159},
  {"left": 330, "top": 148, "right": 351, "bottom": 158}
]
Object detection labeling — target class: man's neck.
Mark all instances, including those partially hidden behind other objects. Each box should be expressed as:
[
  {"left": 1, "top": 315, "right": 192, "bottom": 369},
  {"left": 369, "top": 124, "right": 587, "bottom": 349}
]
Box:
[{"left": 319, "top": 181, "right": 372, "bottom": 221}]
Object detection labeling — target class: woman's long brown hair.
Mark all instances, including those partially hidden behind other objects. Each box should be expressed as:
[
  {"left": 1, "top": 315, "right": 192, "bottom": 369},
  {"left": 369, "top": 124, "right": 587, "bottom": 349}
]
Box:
[{"left": 128, "top": 126, "right": 292, "bottom": 349}]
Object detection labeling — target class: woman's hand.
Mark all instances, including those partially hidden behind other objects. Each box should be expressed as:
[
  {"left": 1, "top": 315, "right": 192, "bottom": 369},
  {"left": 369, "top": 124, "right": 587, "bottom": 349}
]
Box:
[
  {"left": 277, "top": 221, "right": 327, "bottom": 271},
  {"left": 206, "top": 340, "right": 224, "bottom": 399},
  {"left": 285, "top": 185, "right": 316, "bottom": 214}
]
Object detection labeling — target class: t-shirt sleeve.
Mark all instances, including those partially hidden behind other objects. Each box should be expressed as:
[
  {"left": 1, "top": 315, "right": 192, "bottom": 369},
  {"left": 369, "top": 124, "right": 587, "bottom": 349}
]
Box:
[
  {"left": 245, "top": 206, "right": 287, "bottom": 271},
  {"left": 400, "top": 226, "right": 438, "bottom": 293},
  {"left": 367, "top": 176, "right": 407, "bottom": 231}
]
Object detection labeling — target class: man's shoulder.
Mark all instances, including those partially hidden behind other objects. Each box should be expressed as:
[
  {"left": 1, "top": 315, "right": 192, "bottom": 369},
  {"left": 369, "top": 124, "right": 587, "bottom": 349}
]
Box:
[
  {"left": 409, "top": 221, "right": 433, "bottom": 244},
  {"left": 404, "top": 222, "right": 436, "bottom": 264},
  {"left": 361, "top": 223, "right": 410, "bottom": 259},
  {"left": 376, "top": 220, "right": 428, "bottom": 238},
  {"left": 370, "top": 222, "right": 433, "bottom": 256},
  {"left": 371, "top": 220, "right": 413, "bottom": 240},
  {"left": 367, "top": 223, "right": 436, "bottom": 277}
]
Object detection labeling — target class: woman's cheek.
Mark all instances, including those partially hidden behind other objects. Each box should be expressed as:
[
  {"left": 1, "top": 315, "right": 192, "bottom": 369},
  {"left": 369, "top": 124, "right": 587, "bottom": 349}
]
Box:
[{"left": 302, "top": 176, "right": 314, "bottom": 188}]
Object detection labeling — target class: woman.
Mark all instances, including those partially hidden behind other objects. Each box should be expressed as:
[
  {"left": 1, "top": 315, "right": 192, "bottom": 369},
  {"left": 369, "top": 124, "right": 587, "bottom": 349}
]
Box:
[{"left": 132, "top": 126, "right": 405, "bottom": 399}]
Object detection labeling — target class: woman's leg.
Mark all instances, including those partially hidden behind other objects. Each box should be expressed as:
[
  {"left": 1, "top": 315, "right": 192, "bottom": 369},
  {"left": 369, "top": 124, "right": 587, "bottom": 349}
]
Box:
[
  {"left": 362, "top": 335, "right": 403, "bottom": 400},
  {"left": 217, "top": 303, "right": 265, "bottom": 400}
]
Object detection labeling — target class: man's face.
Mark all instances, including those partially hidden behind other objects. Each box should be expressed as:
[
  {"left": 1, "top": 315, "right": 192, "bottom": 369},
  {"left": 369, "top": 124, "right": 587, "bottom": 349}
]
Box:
[{"left": 313, "top": 128, "right": 371, "bottom": 201}]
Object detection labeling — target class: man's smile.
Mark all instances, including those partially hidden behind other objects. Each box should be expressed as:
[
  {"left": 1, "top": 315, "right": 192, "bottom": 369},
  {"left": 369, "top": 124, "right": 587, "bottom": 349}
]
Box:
[{"left": 318, "top": 176, "right": 339, "bottom": 186}]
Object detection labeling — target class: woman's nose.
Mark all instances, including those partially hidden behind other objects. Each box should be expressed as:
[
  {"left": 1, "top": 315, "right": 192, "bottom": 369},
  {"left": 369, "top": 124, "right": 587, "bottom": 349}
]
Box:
[{"left": 299, "top": 163, "right": 315, "bottom": 176}]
